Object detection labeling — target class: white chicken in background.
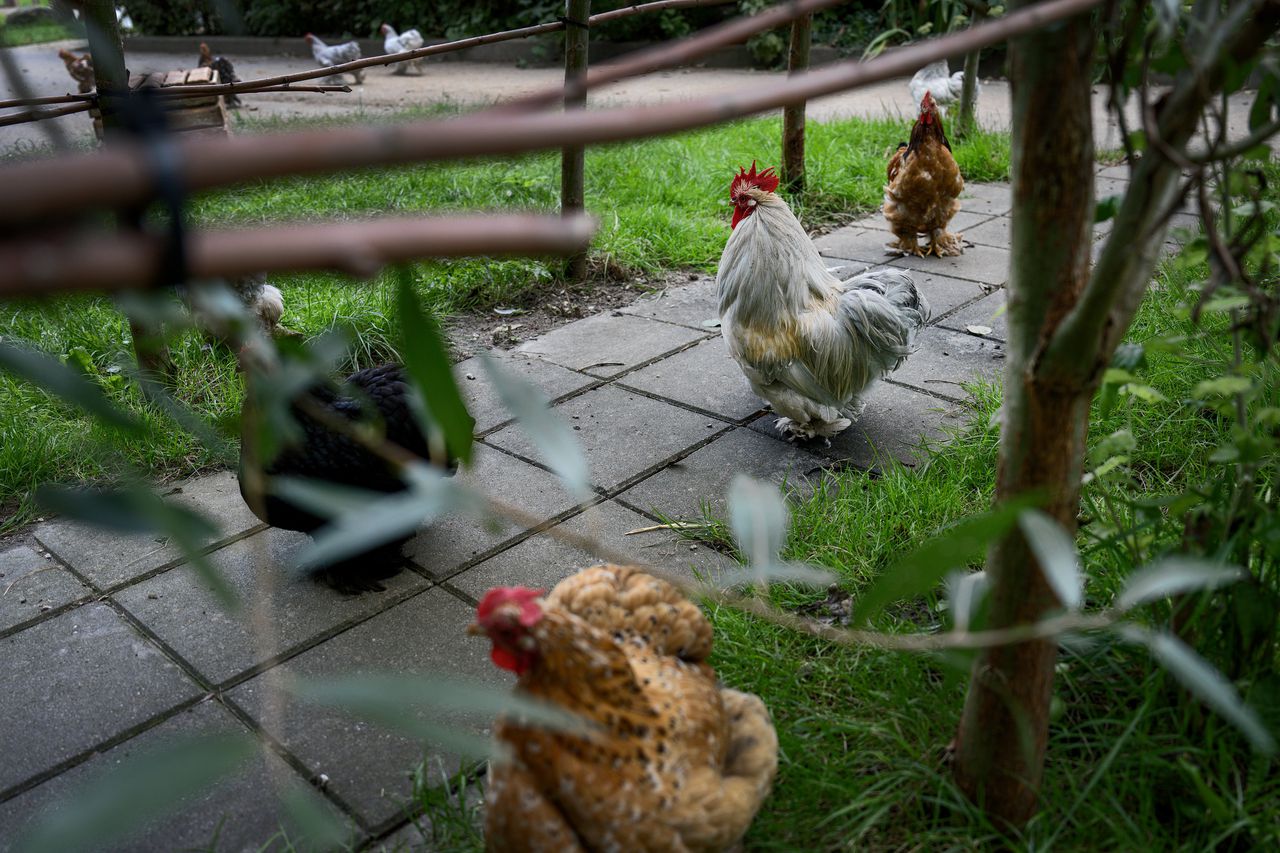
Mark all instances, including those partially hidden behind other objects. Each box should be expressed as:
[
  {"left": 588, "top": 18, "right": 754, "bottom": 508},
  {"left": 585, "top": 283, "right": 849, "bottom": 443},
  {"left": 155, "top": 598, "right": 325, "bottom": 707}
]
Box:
[
  {"left": 380, "top": 23, "right": 426, "bottom": 75},
  {"left": 304, "top": 33, "right": 364, "bottom": 85},
  {"left": 908, "top": 59, "right": 973, "bottom": 107},
  {"left": 716, "top": 163, "right": 930, "bottom": 442}
]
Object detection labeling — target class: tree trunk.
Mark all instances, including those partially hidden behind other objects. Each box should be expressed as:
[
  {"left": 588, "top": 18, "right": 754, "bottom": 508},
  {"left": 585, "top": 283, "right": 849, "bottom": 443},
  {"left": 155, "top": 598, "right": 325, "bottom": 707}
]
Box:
[
  {"left": 781, "top": 14, "right": 811, "bottom": 194},
  {"left": 953, "top": 0, "right": 1096, "bottom": 827},
  {"left": 561, "top": 0, "right": 591, "bottom": 282},
  {"left": 955, "top": 45, "right": 981, "bottom": 138}
]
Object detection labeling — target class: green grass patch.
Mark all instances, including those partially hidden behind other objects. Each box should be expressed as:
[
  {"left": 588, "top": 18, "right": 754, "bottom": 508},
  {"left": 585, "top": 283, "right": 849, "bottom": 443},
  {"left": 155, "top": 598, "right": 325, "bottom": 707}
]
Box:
[
  {"left": 0, "top": 109, "right": 1009, "bottom": 530},
  {"left": 0, "top": 14, "right": 80, "bottom": 47}
]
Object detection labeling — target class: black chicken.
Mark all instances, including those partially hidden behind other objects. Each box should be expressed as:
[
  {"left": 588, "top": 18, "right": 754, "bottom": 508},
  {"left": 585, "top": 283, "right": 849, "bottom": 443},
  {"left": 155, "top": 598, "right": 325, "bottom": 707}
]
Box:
[
  {"left": 239, "top": 363, "right": 460, "bottom": 593},
  {"left": 198, "top": 42, "right": 243, "bottom": 109}
]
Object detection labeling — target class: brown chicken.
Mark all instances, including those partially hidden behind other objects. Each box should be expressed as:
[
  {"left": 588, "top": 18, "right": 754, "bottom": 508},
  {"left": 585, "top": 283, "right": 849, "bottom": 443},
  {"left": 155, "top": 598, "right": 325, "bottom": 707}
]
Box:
[
  {"left": 883, "top": 91, "right": 965, "bottom": 257},
  {"left": 57, "top": 49, "right": 94, "bottom": 95},
  {"left": 471, "top": 565, "right": 778, "bottom": 852}
]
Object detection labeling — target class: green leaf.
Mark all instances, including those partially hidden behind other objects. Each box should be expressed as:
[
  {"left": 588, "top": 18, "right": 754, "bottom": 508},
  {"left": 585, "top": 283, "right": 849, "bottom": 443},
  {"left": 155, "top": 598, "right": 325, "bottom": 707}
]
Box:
[
  {"left": 946, "top": 570, "right": 989, "bottom": 633},
  {"left": 479, "top": 354, "right": 590, "bottom": 500},
  {"left": 36, "top": 484, "right": 237, "bottom": 606},
  {"left": 1200, "top": 296, "right": 1251, "bottom": 313},
  {"left": 1115, "top": 557, "right": 1247, "bottom": 610},
  {"left": 852, "top": 496, "right": 1037, "bottom": 626},
  {"left": 726, "top": 476, "right": 832, "bottom": 588},
  {"left": 395, "top": 267, "right": 474, "bottom": 467},
  {"left": 0, "top": 341, "right": 140, "bottom": 433},
  {"left": 1119, "top": 625, "right": 1275, "bottom": 753},
  {"left": 1194, "top": 376, "right": 1252, "bottom": 398},
  {"left": 17, "top": 733, "right": 256, "bottom": 853},
  {"left": 286, "top": 465, "right": 483, "bottom": 571},
  {"left": 1018, "top": 510, "right": 1083, "bottom": 610},
  {"left": 1094, "top": 194, "right": 1123, "bottom": 223},
  {"left": 1110, "top": 342, "right": 1146, "bottom": 372},
  {"left": 1120, "top": 383, "right": 1166, "bottom": 404}
]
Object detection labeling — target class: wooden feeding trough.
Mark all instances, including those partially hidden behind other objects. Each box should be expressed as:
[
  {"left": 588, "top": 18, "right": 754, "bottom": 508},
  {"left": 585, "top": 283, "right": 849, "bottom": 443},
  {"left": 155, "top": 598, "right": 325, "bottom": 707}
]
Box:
[{"left": 90, "top": 66, "right": 230, "bottom": 140}]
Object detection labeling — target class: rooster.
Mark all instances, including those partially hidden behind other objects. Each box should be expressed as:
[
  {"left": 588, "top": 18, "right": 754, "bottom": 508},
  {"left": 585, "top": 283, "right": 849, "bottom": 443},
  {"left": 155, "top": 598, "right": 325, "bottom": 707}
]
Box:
[
  {"left": 717, "top": 162, "right": 930, "bottom": 441},
  {"left": 380, "top": 23, "right": 425, "bottom": 75},
  {"left": 883, "top": 91, "right": 965, "bottom": 257},
  {"left": 239, "top": 363, "right": 458, "bottom": 592},
  {"left": 197, "top": 42, "right": 243, "bottom": 109},
  {"left": 304, "top": 33, "right": 364, "bottom": 85},
  {"left": 57, "top": 48, "right": 94, "bottom": 94},
  {"left": 471, "top": 565, "right": 778, "bottom": 852}
]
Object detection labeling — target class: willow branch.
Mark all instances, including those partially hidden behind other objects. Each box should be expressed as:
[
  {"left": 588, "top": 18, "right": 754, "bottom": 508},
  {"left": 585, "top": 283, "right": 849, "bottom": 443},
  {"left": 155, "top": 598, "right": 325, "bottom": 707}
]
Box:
[
  {"left": 0, "top": 0, "right": 1105, "bottom": 227},
  {"left": 0, "top": 92, "right": 95, "bottom": 109},
  {"left": 0, "top": 214, "right": 597, "bottom": 296},
  {"left": 0, "top": 101, "right": 94, "bottom": 128}
]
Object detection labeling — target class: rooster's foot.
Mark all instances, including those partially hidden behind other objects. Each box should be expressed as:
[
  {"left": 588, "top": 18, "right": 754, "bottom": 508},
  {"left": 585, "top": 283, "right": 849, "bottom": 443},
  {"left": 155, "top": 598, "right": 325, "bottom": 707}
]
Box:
[
  {"left": 774, "top": 416, "right": 852, "bottom": 444},
  {"left": 885, "top": 238, "right": 923, "bottom": 257},
  {"left": 926, "top": 232, "right": 965, "bottom": 257}
]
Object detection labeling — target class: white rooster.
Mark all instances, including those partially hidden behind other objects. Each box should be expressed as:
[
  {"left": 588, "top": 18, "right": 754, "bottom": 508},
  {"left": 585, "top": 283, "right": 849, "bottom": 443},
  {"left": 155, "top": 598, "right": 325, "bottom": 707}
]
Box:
[
  {"left": 381, "top": 23, "right": 426, "bottom": 75},
  {"left": 717, "top": 163, "right": 930, "bottom": 441},
  {"left": 304, "top": 33, "right": 364, "bottom": 85},
  {"left": 908, "top": 60, "right": 973, "bottom": 107}
]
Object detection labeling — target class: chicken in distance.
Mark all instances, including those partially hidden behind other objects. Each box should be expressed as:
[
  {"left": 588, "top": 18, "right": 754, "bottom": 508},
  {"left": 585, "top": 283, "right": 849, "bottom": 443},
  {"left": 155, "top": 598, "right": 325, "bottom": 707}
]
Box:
[
  {"left": 883, "top": 91, "right": 965, "bottom": 257},
  {"left": 717, "top": 162, "right": 930, "bottom": 442}
]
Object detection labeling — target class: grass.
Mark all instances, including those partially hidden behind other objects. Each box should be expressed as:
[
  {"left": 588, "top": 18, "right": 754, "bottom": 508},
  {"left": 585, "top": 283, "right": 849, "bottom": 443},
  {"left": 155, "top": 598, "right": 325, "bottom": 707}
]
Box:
[
  {"left": 0, "top": 109, "right": 1009, "bottom": 530},
  {"left": 0, "top": 12, "right": 81, "bottom": 48}
]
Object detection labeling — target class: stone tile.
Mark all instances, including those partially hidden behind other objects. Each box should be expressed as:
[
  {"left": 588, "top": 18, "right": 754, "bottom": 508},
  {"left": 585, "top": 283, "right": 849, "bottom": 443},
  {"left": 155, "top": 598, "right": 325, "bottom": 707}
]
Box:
[
  {"left": 619, "top": 428, "right": 825, "bottom": 521},
  {"left": 228, "top": 588, "right": 503, "bottom": 828},
  {"left": 485, "top": 385, "right": 719, "bottom": 491},
  {"left": 962, "top": 215, "right": 1010, "bottom": 248},
  {"left": 1167, "top": 211, "right": 1202, "bottom": 238},
  {"left": 0, "top": 603, "right": 199, "bottom": 793},
  {"left": 0, "top": 700, "right": 348, "bottom": 853},
  {"left": 814, "top": 227, "right": 902, "bottom": 264},
  {"left": 406, "top": 444, "right": 582, "bottom": 579},
  {"left": 938, "top": 290, "right": 1009, "bottom": 342},
  {"left": 846, "top": 208, "right": 995, "bottom": 234},
  {"left": 0, "top": 546, "right": 91, "bottom": 634},
  {"left": 887, "top": 242, "right": 1010, "bottom": 286},
  {"left": 1095, "top": 176, "right": 1130, "bottom": 201},
  {"left": 959, "top": 182, "right": 1013, "bottom": 216},
  {"left": 1096, "top": 163, "right": 1132, "bottom": 181},
  {"left": 619, "top": 276, "right": 721, "bottom": 330},
  {"left": 452, "top": 353, "right": 596, "bottom": 435},
  {"left": 515, "top": 312, "right": 704, "bottom": 378},
  {"left": 746, "top": 380, "right": 961, "bottom": 469},
  {"left": 34, "top": 470, "right": 263, "bottom": 589},
  {"left": 620, "top": 336, "right": 766, "bottom": 422},
  {"left": 888, "top": 326, "right": 1008, "bottom": 398},
  {"left": 116, "top": 527, "right": 427, "bottom": 686},
  {"left": 451, "top": 500, "right": 737, "bottom": 599},
  {"left": 908, "top": 269, "right": 993, "bottom": 319}
]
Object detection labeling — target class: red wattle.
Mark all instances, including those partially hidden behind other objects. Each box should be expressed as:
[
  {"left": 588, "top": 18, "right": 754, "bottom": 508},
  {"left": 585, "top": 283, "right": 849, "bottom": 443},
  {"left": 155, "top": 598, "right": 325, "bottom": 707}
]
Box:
[{"left": 731, "top": 206, "right": 748, "bottom": 229}]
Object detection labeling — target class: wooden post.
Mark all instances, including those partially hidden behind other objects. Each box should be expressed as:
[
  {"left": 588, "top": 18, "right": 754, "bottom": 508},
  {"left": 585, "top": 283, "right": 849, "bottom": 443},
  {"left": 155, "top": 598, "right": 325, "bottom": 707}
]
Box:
[
  {"left": 84, "top": 0, "right": 170, "bottom": 377},
  {"left": 781, "top": 13, "right": 812, "bottom": 194},
  {"left": 561, "top": 0, "right": 591, "bottom": 281}
]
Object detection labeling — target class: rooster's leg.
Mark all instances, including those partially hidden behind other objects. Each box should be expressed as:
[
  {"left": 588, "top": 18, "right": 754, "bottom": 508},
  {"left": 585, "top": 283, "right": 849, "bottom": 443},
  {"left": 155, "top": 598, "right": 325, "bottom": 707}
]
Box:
[
  {"left": 926, "top": 229, "right": 964, "bottom": 257},
  {"left": 886, "top": 231, "right": 923, "bottom": 257}
]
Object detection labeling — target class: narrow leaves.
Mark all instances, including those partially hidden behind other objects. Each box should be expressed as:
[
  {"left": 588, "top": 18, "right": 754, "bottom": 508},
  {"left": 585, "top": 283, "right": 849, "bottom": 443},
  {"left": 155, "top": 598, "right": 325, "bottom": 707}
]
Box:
[
  {"left": 1018, "top": 510, "right": 1083, "bottom": 610},
  {"left": 1116, "top": 558, "right": 1247, "bottom": 611}
]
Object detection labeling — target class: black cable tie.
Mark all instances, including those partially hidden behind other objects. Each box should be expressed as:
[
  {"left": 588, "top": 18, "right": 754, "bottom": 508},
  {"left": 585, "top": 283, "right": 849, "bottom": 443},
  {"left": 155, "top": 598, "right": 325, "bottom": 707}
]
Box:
[{"left": 558, "top": 15, "right": 591, "bottom": 30}]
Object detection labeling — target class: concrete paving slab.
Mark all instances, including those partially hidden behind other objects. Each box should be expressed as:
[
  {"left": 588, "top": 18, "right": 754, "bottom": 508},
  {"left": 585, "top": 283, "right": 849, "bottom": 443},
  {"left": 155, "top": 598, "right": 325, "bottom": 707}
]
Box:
[
  {"left": 453, "top": 353, "right": 596, "bottom": 435},
  {"left": 962, "top": 215, "right": 1011, "bottom": 248},
  {"left": 619, "top": 336, "right": 767, "bottom": 422},
  {"left": 814, "top": 228, "right": 903, "bottom": 264},
  {"left": 405, "top": 444, "right": 582, "bottom": 579},
  {"left": 33, "top": 471, "right": 263, "bottom": 589},
  {"left": 909, "top": 269, "right": 994, "bottom": 318},
  {"left": 619, "top": 276, "right": 721, "bottom": 329},
  {"left": 484, "top": 384, "right": 719, "bottom": 491},
  {"left": 746, "top": 380, "right": 960, "bottom": 469},
  {"left": 938, "top": 291, "right": 1010, "bottom": 342},
  {"left": 1095, "top": 176, "right": 1130, "bottom": 201},
  {"left": 227, "top": 588, "right": 502, "bottom": 828},
  {"left": 516, "top": 312, "right": 705, "bottom": 378},
  {"left": 450, "top": 500, "right": 737, "bottom": 599},
  {"left": 846, "top": 208, "right": 995, "bottom": 234},
  {"left": 0, "top": 603, "right": 199, "bottom": 793},
  {"left": 1097, "top": 164, "right": 1132, "bottom": 181},
  {"left": 619, "top": 428, "right": 825, "bottom": 521},
  {"left": 0, "top": 546, "right": 91, "bottom": 634},
  {"left": 888, "top": 242, "right": 1010, "bottom": 287},
  {"left": 959, "top": 182, "right": 1013, "bottom": 216},
  {"left": 116, "top": 528, "right": 427, "bottom": 686},
  {"left": 0, "top": 700, "right": 348, "bottom": 853},
  {"left": 889, "top": 326, "right": 1008, "bottom": 398}
]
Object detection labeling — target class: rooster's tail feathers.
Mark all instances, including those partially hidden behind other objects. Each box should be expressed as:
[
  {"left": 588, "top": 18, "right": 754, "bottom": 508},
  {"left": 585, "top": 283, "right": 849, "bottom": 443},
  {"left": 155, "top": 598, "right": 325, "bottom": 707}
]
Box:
[{"left": 844, "top": 268, "right": 930, "bottom": 328}]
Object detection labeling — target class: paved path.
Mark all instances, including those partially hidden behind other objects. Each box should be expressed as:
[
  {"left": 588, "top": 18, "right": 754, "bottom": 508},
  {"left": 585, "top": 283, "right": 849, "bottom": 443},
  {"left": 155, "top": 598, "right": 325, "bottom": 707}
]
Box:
[{"left": 0, "top": 166, "right": 1162, "bottom": 849}]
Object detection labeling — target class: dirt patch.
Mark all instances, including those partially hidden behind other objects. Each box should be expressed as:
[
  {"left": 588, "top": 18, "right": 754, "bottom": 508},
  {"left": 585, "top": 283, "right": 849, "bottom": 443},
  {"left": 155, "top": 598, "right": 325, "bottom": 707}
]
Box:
[{"left": 444, "top": 265, "right": 707, "bottom": 358}]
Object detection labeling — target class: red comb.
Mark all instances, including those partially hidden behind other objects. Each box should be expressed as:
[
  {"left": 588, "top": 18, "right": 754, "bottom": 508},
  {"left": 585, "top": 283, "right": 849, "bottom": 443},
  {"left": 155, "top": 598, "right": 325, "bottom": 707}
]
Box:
[
  {"left": 730, "top": 160, "right": 780, "bottom": 197},
  {"left": 476, "top": 586, "right": 544, "bottom": 625}
]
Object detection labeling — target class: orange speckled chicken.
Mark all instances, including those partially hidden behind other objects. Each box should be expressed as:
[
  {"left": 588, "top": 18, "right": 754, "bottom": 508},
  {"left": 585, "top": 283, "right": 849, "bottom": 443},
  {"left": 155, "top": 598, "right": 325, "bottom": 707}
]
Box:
[
  {"left": 470, "top": 565, "right": 777, "bottom": 852},
  {"left": 883, "top": 91, "right": 965, "bottom": 257},
  {"left": 57, "top": 49, "right": 94, "bottom": 95}
]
